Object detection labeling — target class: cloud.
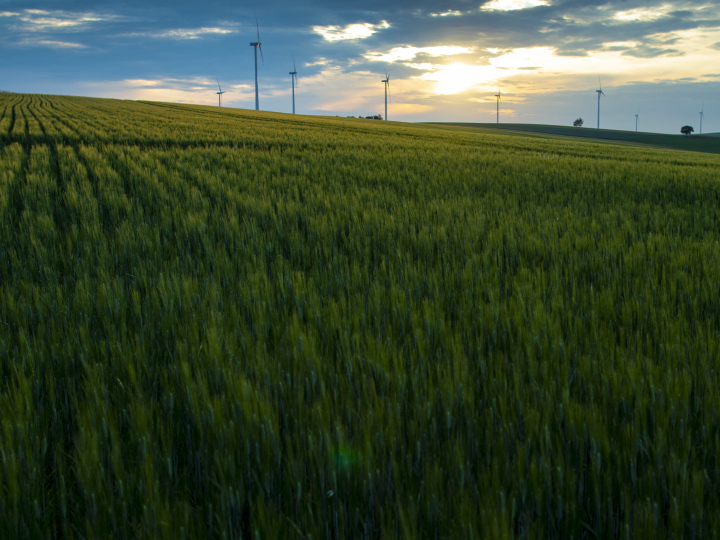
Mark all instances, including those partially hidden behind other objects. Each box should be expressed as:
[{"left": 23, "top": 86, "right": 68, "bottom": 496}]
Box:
[
  {"left": 18, "top": 38, "right": 87, "bottom": 49},
  {"left": 711, "top": 42, "right": 720, "bottom": 49},
  {"left": 404, "top": 62, "right": 437, "bottom": 71},
  {"left": 491, "top": 46, "right": 555, "bottom": 68},
  {"left": 86, "top": 77, "right": 255, "bottom": 105},
  {"left": 305, "top": 58, "right": 331, "bottom": 66},
  {"left": 555, "top": 50, "right": 589, "bottom": 56},
  {"left": 482, "top": 0, "right": 550, "bottom": 11},
  {"left": 430, "top": 10, "right": 464, "bottom": 17},
  {"left": 364, "top": 45, "right": 473, "bottom": 63},
  {"left": 602, "top": 41, "right": 639, "bottom": 51},
  {"left": 313, "top": 20, "right": 390, "bottom": 41},
  {"left": 123, "top": 27, "right": 237, "bottom": 40},
  {"left": 612, "top": 5, "right": 676, "bottom": 22},
  {"left": 1, "top": 9, "right": 120, "bottom": 32}
]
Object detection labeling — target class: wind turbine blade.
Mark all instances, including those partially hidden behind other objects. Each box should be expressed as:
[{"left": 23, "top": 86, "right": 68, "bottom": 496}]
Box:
[
  {"left": 254, "top": 11, "right": 260, "bottom": 42},
  {"left": 216, "top": 78, "right": 222, "bottom": 92},
  {"left": 292, "top": 54, "right": 297, "bottom": 73},
  {"left": 259, "top": 45, "right": 264, "bottom": 66}
]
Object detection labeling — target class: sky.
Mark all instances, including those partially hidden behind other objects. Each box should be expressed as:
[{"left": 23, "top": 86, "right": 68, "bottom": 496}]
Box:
[{"left": 1, "top": 0, "right": 719, "bottom": 134}]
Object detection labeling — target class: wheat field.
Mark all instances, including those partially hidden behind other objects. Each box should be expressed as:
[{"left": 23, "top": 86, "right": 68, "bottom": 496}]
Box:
[{"left": 1, "top": 93, "right": 720, "bottom": 538}]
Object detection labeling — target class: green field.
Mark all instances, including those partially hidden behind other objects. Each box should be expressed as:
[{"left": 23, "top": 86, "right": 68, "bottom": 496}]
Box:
[
  {"left": 427, "top": 122, "right": 720, "bottom": 154},
  {"left": 2, "top": 93, "right": 720, "bottom": 539}
]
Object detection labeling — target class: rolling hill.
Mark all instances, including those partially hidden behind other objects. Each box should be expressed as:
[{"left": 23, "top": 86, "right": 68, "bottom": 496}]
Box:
[{"left": 426, "top": 122, "right": 720, "bottom": 154}]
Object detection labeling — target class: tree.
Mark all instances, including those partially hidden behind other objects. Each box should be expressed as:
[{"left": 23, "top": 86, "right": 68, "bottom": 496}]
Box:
[
  {"left": 681, "top": 125, "right": 694, "bottom": 136},
  {"left": 573, "top": 118, "right": 584, "bottom": 127}
]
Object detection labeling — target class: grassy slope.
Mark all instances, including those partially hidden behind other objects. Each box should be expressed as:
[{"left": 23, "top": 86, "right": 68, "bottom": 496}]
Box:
[
  {"left": 426, "top": 122, "right": 720, "bottom": 154},
  {"left": 2, "top": 94, "right": 720, "bottom": 539}
]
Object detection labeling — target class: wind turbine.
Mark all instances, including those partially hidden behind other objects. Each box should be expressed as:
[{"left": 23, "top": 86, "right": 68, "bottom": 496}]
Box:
[
  {"left": 249, "top": 13, "right": 264, "bottom": 111},
  {"left": 381, "top": 70, "right": 390, "bottom": 120},
  {"left": 634, "top": 109, "right": 639, "bottom": 132},
  {"left": 290, "top": 56, "right": 298, "bottom": 114},
  {"left": 494, "top": 87, "right": 501, "bottom": 123},
  {"left": 699, "top": 104, "right": 704, "bottom": 134},
  {"left": 596, "top": 77, "right": 605, "bottom": 129},
  {"left": 216, "top": 79, "right": 226, "bottom": 107}
]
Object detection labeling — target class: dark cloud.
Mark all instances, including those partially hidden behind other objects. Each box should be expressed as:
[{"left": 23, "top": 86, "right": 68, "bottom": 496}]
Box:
[
  {"left": 555, "top": 49, "right": 589, "bottom": 56},
  {"left": 622, "top": 46, "right": 683, "bottom": 58},
  {"left": 0, "top": 0, "right": 716, "bottom": 61}
]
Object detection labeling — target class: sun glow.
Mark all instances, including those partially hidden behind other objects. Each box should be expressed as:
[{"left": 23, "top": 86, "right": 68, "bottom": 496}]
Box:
[
  {"left": 417, "top": 48, "right": 557, "bottom": 95},
  {"left": 419, "top": 64, "right": 499, "bottom": 94}
]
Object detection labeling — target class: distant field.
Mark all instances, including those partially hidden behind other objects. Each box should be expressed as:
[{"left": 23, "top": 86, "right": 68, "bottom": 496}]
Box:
[
  {"left": 426, "top": 122, "right": 720, "bottom": 154},
  {"left": 3, "top": 94, "right": 720, "bottom": 539}
]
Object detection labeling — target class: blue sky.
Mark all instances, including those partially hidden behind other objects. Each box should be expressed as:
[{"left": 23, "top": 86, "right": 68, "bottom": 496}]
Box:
[{"left": 1, "top": 0, "right": 719, "bottom": 133}]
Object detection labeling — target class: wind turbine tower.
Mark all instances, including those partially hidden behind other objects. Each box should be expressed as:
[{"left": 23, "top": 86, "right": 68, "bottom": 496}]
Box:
[
  {"left": 635, "top": 109, "right": 639, "bottom": 132},
  {"left": 494, "top": 88, "right": 501, "bottom": 123},
  {"left": 699, "top": 105, "right": 704, "bottom": 134},
  {"left": 381, "top": 70, "right": 390, "bottom": 120},
  {"left": 596, "top": 77, "right": 605, "bottom": 129},
  {"left": 250, "top": 14, "right": 264, "bottom": 111},
  {"left": 290, "top": 56, "right": 298, "bottom": 114},
  {"left": 216, "top": 79, "right": 226, "bottom": 107}
]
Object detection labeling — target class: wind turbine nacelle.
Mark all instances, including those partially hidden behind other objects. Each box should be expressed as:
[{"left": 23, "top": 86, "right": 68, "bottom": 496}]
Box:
[{"left": 250, "top": 42, "right": 260, "bottom": 46}]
